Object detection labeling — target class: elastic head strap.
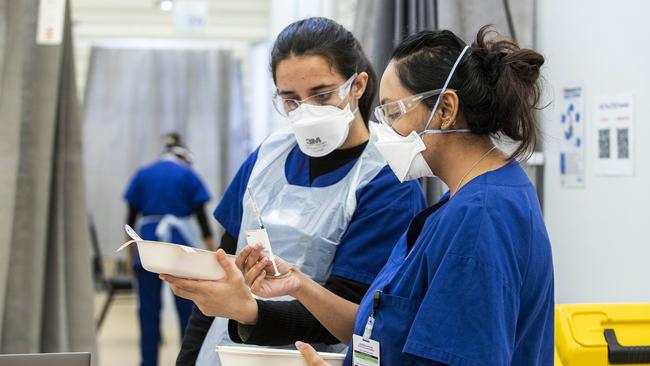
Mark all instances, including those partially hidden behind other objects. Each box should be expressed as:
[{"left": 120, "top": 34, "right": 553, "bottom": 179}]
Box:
[{"left": 423, "top": 45, "right": 471, "bottom": 131}]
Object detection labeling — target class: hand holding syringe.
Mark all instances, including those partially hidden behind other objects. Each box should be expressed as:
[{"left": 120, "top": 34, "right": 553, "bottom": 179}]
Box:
[{"left": 246, "top": 187, "right": 281, "bottom": 277}]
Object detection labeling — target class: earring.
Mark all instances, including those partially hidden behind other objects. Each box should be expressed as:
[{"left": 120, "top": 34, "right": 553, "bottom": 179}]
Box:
[{"left": 441, "top": 117, "right": 454, "bottom": 130}]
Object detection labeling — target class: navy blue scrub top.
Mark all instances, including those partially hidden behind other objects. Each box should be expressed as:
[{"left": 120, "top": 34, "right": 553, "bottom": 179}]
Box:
[
  {"left": 213, "top": 144, "right": 427, "bottom": 285},
  {"left": 347, "top": 161, "right": 554, "bottom": 366},
  {"left": 124, "top": 159, "right": 210, "bottom": 244}
]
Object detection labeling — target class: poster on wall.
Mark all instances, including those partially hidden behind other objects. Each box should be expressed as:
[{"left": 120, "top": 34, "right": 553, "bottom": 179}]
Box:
[
  {"left": 594, "top": 94, "right": 635, "bottom": 176},
  {"left": 559, "top": 85, "right": 585, "bottom": 188},
  {"left": 36, "top": 0, "right": 66, "bottom": 45}
]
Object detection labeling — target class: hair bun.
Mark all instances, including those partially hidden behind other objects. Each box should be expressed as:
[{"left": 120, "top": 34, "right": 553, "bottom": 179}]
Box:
[
  {"left": 165, "top": 132, "right": 181, "bottom": 148},
  {"left": 472, "top": 26, "right": 543, "bottom": 88},
  {"left": 483, "top": 51, "right": 505, "bottom": 68},
  {"left": 481, "top": 51, "right": 507, "bottom": 83},
  {"left": 502, "top": 49, "right": 544, "bottom": 85}
]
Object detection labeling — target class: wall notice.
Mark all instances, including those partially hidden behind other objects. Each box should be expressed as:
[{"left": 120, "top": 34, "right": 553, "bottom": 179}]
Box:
[
  {"left": 36, "top": 0, "right": 66, "bottom": 45},
  {"left": 594, "top": 94, "right": 635, "bottom": 176},
  {"left": 559, "top": 86, "right": 585, "bottom": 188}
]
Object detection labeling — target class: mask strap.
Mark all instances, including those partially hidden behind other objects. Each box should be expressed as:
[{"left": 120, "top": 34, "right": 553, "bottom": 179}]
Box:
[
  {"left": 422, "top": 45, "right": 471, "bottom": 132},
  {"left": 421, "top": 128, "right": 471, "bottom": 135},
  {"left": 343, "top": 73, "right": 360, "bottom": 115},
  {"left": 349, "top": 94, "right": 360, "bottom": 116}
]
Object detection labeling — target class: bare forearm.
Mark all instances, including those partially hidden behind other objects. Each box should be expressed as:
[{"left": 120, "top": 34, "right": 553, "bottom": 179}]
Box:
[{"left": 292, "top": 271, "right": 359, "bottom": 344}]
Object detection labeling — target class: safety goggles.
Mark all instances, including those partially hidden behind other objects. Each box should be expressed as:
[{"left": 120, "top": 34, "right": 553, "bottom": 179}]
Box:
[
  {"left": 373, "top": 89, "right": 445, "bottom": 126},
  {"left": 272, "top": 73, "right": 357, "bottom": 117}
]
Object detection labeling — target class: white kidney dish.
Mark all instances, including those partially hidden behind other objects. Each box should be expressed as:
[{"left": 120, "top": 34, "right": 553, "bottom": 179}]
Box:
[
  {"left": 216, "top": 346, "right": 345, "bottom": 366},
  {"left": 117, "top": 240, "right": 231, "bottom": 280}
]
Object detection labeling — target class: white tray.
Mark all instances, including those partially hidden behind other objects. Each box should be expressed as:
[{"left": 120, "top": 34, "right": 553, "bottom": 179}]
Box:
[
  {"left": 118, "top": 240, "right": 229, "bottom": 280},
  {"left": 217, "top": 346, "right": 345, "bottom": 366}
]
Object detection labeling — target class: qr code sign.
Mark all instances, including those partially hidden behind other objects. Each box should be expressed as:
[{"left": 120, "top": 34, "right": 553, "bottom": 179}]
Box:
[
  {"left": 598, "top": 129, "right": 610, "bottom": 159},
  {"left": 617, "top": 128, "right": 630, "bottom": 159}
]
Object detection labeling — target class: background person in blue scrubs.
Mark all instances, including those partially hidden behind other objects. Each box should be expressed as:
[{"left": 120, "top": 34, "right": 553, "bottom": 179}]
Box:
[
  {"left": 171, "top": 17, "right": 426, "bottom": 366},
  {"left": 185, "top": 26, "right": 554, "bottom": 366},
  {"left": 124, "top": 132, "right": 214, "bottom": 366}
]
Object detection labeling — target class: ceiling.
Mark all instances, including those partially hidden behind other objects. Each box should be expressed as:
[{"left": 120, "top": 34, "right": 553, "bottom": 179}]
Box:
[{"left": 70, "top": 0, "right": 270, "bottom": 94}]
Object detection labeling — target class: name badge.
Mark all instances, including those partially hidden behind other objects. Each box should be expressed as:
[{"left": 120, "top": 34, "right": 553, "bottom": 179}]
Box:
[{"left": 353, "top": 334, "right": 380, "bottom": 366}]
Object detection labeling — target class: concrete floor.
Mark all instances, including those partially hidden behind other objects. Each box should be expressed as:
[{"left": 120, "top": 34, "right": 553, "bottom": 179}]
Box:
[{"left": 95, "top": 291, "right": 182, "bottom": 366}]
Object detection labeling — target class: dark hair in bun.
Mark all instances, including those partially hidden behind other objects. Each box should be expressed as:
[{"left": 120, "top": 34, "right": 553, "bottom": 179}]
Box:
[{"left": 391, "top": 25, "right": 545, "bottom": 160}]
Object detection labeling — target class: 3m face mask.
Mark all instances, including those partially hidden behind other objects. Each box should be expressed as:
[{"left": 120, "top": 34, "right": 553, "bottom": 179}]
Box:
[{"left": 289, "top": 103, "right": 356, "bottom": 158}]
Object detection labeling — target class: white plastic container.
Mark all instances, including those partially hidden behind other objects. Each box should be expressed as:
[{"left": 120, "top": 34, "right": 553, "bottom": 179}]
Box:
[
  {"left": 216, "top": 346, "right": 346, "bottom": 366},
  {"left": 118, "top": 240, "right": 229, "bottom": 280}
]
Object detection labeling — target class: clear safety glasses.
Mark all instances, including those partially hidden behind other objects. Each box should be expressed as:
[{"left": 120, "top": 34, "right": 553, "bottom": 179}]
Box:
[
  {"left": 373, "top": 89, "right": 446, "bottom": 127},
  {"left": 272, "top": 73, "right": 357, "bottom": 117}
]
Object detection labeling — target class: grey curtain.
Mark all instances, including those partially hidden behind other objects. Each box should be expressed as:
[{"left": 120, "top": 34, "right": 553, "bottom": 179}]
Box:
[
  {"left": 83, "top": 46, "right": 247, "bottom": 259},
  {"left": 0, "top": 0, "right": 96, "bottom": 357},
  {"left": 354, "top": 0, "right": 534, "bottom": 203}
]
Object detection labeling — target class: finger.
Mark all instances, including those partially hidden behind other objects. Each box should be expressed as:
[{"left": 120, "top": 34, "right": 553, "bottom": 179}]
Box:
[
  {"left": 244, "top": 245, "right": 264, "bottom": 272},
  {"left": 244, "top": 257, "right": 268, "bottom": 286},
  {"left": 159, "top": 274, "right": 182, "bottom": 286},
  {"left": 269, "top": 256, "right": 291, "bottom": 274},
  {"left": 168, "top": 284, "right": 195, "bottom": 301},
  {"left": 160, "top": 275, "right": 200, "bottom": 294},
  {"left": 295, "top": 342, "right": 326, "bottom": 365},
  {"left": 159, "top": 273, "right": 177, "bottom": 281},
  {"left": 235, "top": 245, "right": 253, "bottom": 271},
  {"left": 216, "top": 249, "right": 239, "bottom": 279},
  {"left": 250, "top": 270, "right": 266, "bottom": 295}
]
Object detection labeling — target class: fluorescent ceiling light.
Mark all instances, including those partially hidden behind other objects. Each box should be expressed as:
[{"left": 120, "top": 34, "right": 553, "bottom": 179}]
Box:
[{"left": 159, "top": 0, "right": 174, "bottom": 11}]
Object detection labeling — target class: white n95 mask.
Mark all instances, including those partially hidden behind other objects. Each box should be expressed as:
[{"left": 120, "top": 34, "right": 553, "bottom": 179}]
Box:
[
  {"left": 374, "top": 122, "right": 434, "bottom": 183},
  {"left": 289, "top": 103, "right": 356, "bottom": 157},
  {"left": 373, "top": 45, "right": 472, "bottom": 182}
]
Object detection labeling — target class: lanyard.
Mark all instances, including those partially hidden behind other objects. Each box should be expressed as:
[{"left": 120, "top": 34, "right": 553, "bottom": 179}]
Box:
[{"left": 362, "top": 290, "right": 382, "bottom": 340}]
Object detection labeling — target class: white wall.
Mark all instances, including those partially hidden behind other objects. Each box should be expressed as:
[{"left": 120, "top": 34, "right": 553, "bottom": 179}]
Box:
[{"left": 537, "top": 0, "right": 650, "bottom": 303}]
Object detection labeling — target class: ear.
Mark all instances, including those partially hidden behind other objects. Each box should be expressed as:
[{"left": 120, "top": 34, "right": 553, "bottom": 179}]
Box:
[
  {"left": 438, "top": 91, "right": 460, "bottom": 130},
  {"left": 352, "top": 72, "right": 369, "bottom": 100}
]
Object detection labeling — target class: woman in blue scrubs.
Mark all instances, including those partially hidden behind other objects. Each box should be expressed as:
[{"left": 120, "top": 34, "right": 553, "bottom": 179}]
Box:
[
  {"left": 167, "top": 26, "right": 554, "bottom": 365},
  {"left": 124, "top": 133, "right": 214, "bottom": 366},
  {"left": 170, "top": 17, "right": 427, "bottom": 366}
]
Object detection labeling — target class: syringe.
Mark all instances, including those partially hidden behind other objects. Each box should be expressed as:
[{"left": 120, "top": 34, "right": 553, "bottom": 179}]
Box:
[{"left": 247, "top": 187, "right": 281, "bottom": 277}]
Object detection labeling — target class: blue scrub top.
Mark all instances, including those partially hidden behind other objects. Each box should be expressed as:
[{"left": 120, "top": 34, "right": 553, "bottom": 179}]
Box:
[
  {"left": 124, "top": 159, "right": 211, "bottom": 243},
  {"left": 347, "top": 161, "right": 554, "bottom": 366},
  {"left": 214, "top": 144, "right": 427, "bottom": 284}
]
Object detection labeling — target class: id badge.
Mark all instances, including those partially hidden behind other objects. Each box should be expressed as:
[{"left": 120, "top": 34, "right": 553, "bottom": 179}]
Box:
[{"left": 352, "top": 334, "right": 380, "bottom": 366}]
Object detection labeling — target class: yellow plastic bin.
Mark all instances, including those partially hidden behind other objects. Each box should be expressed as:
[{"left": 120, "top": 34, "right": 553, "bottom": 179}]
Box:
[
  {"left": 555, "top": 347, "right": 564, "bottom": 366},
  {"left": 555, "top": 303, "right": 650, "bottom": 365}
]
